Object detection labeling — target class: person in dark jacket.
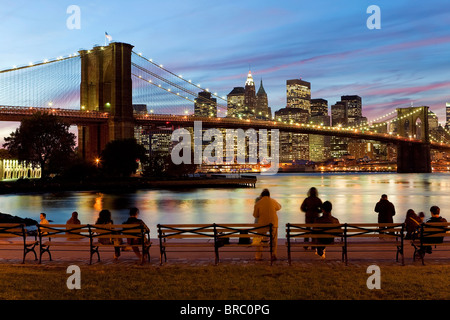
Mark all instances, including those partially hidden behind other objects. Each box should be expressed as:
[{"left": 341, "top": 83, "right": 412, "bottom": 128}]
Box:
[
  {"left": 123, "top": 207, "right": 150, "bottom": 261},
  {"left": 313, "top": 201, "right": 340, "bottom": 259},
  {"left": 300, "top": 187, "right": 323, "bottom": 248},
  {"left": 420, "top": 206, "right": 447, "bottom": 255},
  {"left": 374, "top": 194, "right": 396, "bottom": 223}
]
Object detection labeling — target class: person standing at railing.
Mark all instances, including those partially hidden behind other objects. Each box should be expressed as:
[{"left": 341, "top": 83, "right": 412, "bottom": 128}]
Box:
[
  {"left": 253, "top": 189, "right": 282, "bottom": 261},
  {"left": 374, "top": 194, "right": 396, "bottom": 223}
]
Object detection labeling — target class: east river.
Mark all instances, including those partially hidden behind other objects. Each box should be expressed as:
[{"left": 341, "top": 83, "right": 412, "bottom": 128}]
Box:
[{"left": 2, "top": 172, "right": 450, "bottom": 238}]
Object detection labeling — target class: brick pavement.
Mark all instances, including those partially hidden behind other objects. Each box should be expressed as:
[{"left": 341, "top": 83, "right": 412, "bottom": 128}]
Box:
[{"left": 1, "top": 238, "right": 449, "bottom": 267}]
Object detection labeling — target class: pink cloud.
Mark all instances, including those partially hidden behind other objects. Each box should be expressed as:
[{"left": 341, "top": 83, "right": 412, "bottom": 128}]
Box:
[{"left": 361, "top": 81, "right": 450, "bottom": 97}]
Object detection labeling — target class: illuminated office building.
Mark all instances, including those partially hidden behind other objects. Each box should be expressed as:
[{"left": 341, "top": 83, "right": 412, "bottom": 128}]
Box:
[
  {"left": 227, "top": 87, "right": 245, "bottom": 118},
  {"left": 446, "top": 103, "right": 450, "bottom": 129},
  {"left": 194, "top": 91, "right": 217, "bottom": 117},
  {"left": 286, "top": 78, "right": 311, "bottom": 112},
  {"left": 255, "top": 79, "right": 271, "bottom": 119},
  {"left": 275, "top": 107, "right": 309, "bottom": 162}
]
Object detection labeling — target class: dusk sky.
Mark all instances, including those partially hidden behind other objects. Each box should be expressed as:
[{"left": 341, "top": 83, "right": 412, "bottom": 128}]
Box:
[{"left": 1, "top": 0, "right": 450, "bottom": 142}]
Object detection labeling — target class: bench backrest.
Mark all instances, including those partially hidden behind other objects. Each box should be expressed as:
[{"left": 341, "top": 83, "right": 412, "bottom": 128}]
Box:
[
  {"left": 346, "top": 223, "right": 404, "bottom": 240},
  {"left": 419, "top": 222, "right": 450, "bottom": 243},
  {"left": 0, "top": 223, "right": 26, "bottom": 238},
  {"left": 286, "top": 223, "right": 345, "bottom": 240},
  {"left": 157, "top": 223, "right": 273, "bottom": 240},
  {"left": 215, "top": 223, "right": 273, "bottom": 243},
  {"left": 157, "top": 224, "right": 216, "bottom": 240},
  {"left": 38, "top": 224, "right": 91, "bottom": 240},
  {"left": 90, "top": 224, "right": 145, "bottom": 241},
  {"left": 37, "top": 224, "right": 148, "bottom": 241}
]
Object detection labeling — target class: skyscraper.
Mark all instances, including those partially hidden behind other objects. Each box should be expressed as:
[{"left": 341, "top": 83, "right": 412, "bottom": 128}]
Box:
[
  {"left": 194, "top": 91, "right": 217, "bottom": 117},
  {"left": 286, "top": 79, "right": 311, "bottom": 113},
  {"left": 309, "top": 99, "right": 331, "bottom": 162},
  {"left": 310, "top": 98, "right": 328, "bottom": 117},
  {"left": 341, "top": 95, "right": 362, "bottom": 119},
  {"left": 331, "top": 101, "right": 347, "bottom": 126},
  {"left": 256, "top": 79, "right": 270, "bottom": 119},
  {"left": 275, "top": 107, "right": 310, "bottom": 162},
  {"left": 227, "top": 87, "right": 245, "bottom": 118},
  {"left": 244, "top": 70, "right": 257, "bottom": 114},
  {"left": 446, "top": 102, "right": 450, "bottom": 129}
]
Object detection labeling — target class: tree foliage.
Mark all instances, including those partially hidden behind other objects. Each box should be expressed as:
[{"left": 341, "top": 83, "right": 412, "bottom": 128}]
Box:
[
  {"left": 100, "top": 138, "right": 147, "bottom": 177},
  {"left": 3, "top": 112, "right": 76, "bottom": 177},
  {"left": 142, "top": 151, "right": 198, "bottom": 179}
]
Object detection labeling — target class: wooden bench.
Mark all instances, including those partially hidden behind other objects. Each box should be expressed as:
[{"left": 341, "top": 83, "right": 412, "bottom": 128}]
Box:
[
  {"left": 215, "top": 223, "right": 274, "bottom": 264},
  {"left": 285, "top": 223, "right": 345, "bottom": 265},
  {"left": 37, "top": 224, "right": 91, "bottom": 263},
  {"left": 90, "top": 224, "right": 151, "bottom": 265},
  {"left": 37, "top": 224, "right": 151, "bottom": 264},
  {"left": 411, "top": 222, "right": 450, "bottom": 265},
  {"left": 0, "top": 223, "right": 38, "bottom": 263},
  {"left": 157, "top": 223, "right": 273, "bottom": 265},
  {"left": 285, "top": 223, "right": 405, "bottom": 265},
  {"left": 345, "top": 223, "right": 405, "bottom": 265}
]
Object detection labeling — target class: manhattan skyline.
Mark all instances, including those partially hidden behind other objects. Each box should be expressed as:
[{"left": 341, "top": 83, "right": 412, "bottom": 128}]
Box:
[{"left": 1, "top": 0, "right": 450, "bottom": 143}]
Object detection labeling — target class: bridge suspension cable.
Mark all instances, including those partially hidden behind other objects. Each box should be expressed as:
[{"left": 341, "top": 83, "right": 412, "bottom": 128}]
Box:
[
  {"left": 131, "top": 51, "right": 227, "bottom": 115},
  {"left": 0, "top": 54, "right": 81, "bottom": 109}
]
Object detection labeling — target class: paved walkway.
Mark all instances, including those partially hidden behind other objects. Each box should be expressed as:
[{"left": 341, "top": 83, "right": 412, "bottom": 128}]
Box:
[{"left": 1, "top": 239, "right": 449, "bottom": 267}]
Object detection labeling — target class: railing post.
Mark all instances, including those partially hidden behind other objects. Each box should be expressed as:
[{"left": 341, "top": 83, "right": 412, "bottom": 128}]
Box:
[
  {"left": 344, "top": 223, "right": 348, "bottom": 265},
  {"left": 270, "top": 223, "right": 273, "bottom": 265},
  {"left": 213, "top": 224, "right": 219, "bottom": 265},
  {"left": 157, "top": 224, "right": 164, "bottom": 265},
  {"left": 286, "top": 223, "right": 291, "bottom": 266}
]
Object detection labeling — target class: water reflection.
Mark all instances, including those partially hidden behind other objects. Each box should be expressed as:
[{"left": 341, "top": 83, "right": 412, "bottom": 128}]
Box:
[{"left": 2, "top": 173, "right": 450, "bottom": 238}]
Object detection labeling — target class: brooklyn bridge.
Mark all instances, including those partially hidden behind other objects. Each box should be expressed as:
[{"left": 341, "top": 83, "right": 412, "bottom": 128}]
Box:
[{"left": 1, "top": 42, "right": 449, "bottom": 173}]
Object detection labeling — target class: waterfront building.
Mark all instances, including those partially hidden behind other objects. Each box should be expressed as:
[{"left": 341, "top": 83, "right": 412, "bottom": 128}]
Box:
[
  {"left": 0, "top": 159, "right": 41, "bottom": 181},
  {"left": 275, "top": 107, "right": 309, "bottom": 162},
  {"left": 309, "top": 114, "right": 331, "bottom": 162},
  {"left": 194, "top": 91, "right": 217, "bottom": 117},
  {"left": 348, "top": 141, "right": 375, "bottom": 160}
]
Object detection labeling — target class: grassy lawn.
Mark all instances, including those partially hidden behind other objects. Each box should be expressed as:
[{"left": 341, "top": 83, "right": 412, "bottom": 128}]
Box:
[{"left": 0, "top": 263, "right": 449, "bottom": 300}]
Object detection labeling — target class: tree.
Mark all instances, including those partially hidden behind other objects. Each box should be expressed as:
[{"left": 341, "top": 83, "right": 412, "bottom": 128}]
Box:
[
  {"left": 3, "top": 112, "right": 76, "bottom": 178},
  {"left": 142, "top": 152, "right": 198, "bottom": 179},
  {"left": 100, "top": 138, "right": 147, "bottom": 177}
]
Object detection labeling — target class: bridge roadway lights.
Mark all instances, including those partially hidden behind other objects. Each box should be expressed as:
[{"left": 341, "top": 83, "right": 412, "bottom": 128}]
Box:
[{"left": 396, "top": 142, "right": 431, "bottom": 173}]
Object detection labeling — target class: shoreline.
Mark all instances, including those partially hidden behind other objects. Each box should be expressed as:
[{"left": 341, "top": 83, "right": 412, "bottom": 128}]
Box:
[{"left": 0, "top": 176, "right": 257, "bottom": 195}]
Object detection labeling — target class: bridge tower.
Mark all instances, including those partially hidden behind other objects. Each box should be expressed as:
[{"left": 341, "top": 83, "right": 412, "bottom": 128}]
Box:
[
  {"left": 396, "top": 106, "right": 431, "bottom": 173},
  {"left": 78, "top": 42, "right": 135, "bottom": 161}
]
